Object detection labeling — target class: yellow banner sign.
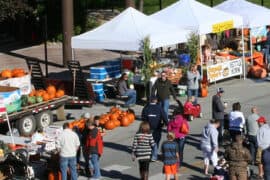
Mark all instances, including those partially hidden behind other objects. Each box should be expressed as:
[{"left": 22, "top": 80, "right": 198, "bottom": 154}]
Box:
[{"left": 212, "top": 20, "right": 234, "bottom": 33}]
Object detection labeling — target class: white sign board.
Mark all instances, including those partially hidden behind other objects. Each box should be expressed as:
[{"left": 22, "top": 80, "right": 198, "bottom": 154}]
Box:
[
  {"left": 207, "top": 58, "right": 243, "bottom": 83},
  {"left": 0, "top": 74, "right": 31, "bottom": 95}
]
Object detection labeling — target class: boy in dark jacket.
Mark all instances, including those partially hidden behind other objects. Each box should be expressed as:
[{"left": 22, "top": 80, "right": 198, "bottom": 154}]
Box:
[{"left": 142, "top": 95, "right": 167, "bottom": 161}]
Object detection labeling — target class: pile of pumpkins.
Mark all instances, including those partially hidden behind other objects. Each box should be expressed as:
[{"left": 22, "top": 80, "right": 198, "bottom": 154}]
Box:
[
  {"left": 99, "top": 107, "right": 135, "bottom": 130},
  {"left": 69, "top": 118, "right": 86, "bottom": 132},
  {"left": 0, "top": 68, "right": 27, "bottom": 78},
  {"left": 22, "top": 85, "right": 65, "bottom": 106}
]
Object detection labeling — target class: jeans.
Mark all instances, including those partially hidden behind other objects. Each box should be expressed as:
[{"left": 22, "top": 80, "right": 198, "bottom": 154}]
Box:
[
  {"left": 175, "top": 137, "right": 186, "bottom": 166},
  {"left": 151, "top": 129, "right": 162, "bottom": 160},
  {"left": 89, "top": 154, "right": 101, "bottom": 178},
  {"left": 248, "top": 135, "right": 258, "bottom": 163},
  {"left": 265, "top": 174, "right": 270, "bottom": 180},
  {"left": 159, "top": 99, "right": 170, "bottom": 120},
  {"left": 124, "top": 89, "right": 137, "bottom": 105},
  {"left": 187, "top": 89, "right": 198, "bottom": 104},
  {"left": 60, "top": 156, "right": 77, "bottom": 180}
]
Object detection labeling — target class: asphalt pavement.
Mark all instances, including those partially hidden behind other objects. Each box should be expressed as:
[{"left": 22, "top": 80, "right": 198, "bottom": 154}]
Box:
[{"left": 56, "top": 77, "right": 270, "bottom": 180}]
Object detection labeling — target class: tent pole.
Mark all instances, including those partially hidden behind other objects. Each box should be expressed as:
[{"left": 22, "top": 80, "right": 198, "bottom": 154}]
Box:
[
  {"left": 72, "top": 48, "right": 75, "bottom": 61},
  {"left": 199, "top": 35, "right": 203, "bottom": 76},
  {"left": 249, "top": 29, "right": 254, "bottom": 66},
  {"left": 241, "top": 26, "right": 245, "bottom": 80}
]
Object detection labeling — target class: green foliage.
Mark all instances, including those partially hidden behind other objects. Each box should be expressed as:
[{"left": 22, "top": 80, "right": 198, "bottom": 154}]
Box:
[
  {"left": 141, "top": 37, "right": 153, "bottom": 84},
  {"left": 74, "top": 26, "right": 82, "bottom": 35},
  {"left": 186, "top": 31, "right": 200, "bottom": 64},
  {"left": 85, "top": 18, "right": 101, "bottom": 31},
  {"left": 56, "top": 33, "right": 63, "bottom": 42},
  {"left": 0, "top": 0, "right": 32, "bottom": 22}
]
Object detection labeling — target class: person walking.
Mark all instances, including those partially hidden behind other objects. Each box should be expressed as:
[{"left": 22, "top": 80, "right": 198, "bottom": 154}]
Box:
[
  {"left": 117, "top": 73, "right": 137, "bottom": 107},
  {"left": 187, "top": 64, "right": 201, "bottom": 104},
  {"left": 161, "top": 132, "right": 179, "bottom": 180},
  {"left": 132, "top": 122, "right": 155, "bottom": 180},
  {"left": 58, "top": 122, "right": 80, "bottom": 180},
  {"left": 167, "top": 108, "right": 189, "bottom": 167},
  {"left": 257, "top": 116, "right": 270, "bottom": 179},
  {"left": 201, "top": 119, "right": 220, "bottom": 175},
  {"left": 246, "top": 107, "right": 260, "bottom": 164},
  {"left": 224, "top": 135, "right": 251, "bottom": 180},
  {"left": 212, "top": 87, "right": 226, "bottom": 144},
  {"left": 85, "top": 120, "right": 104, "bottom": 180},
  {"left": 228, "top": 102, "right": 245, "bottom": 141},
  {"left": 141, "top": 95, "right": 167, "bottom": 161},
  {"left": 151, "top": 71, "right": 178, "bottom": 119},
  {"left": 262, "top": 146, "right": 270, "bottom": 180}
]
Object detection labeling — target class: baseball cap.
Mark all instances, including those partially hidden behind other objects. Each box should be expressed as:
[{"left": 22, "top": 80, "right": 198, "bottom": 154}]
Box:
[
  {"left": 83, "top": 112, "right": 91, "bottom": 119},
  {"left": 217, "top": 87, "right": 224, "bottom": 93},
  {"left": 257, "top": 116, "right": 266, "bottom": 123}
]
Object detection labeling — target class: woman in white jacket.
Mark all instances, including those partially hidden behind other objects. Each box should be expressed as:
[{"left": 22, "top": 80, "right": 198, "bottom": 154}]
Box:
[{"left": 229, "top": 102, "right": 245, "bottom": 141}]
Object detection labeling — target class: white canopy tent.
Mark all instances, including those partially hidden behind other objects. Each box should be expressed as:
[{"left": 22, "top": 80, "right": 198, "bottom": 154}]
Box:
[
  {"left": 151, "top": 0, "right": 245, "bottom": 80},
  {"left": 215, "top": 0, "right": 270, "bottom": 65},
  {"left": 71, "top": 7, "right": 191, "bottom": 52},
  {"left": 151, "top": 0, "right": 243, "bottom": 35}
]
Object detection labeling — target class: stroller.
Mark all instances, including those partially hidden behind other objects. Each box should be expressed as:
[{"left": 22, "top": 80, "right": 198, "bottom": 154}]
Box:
[{"left": 0, "top": 148, "right": 34, "bottom": 180}]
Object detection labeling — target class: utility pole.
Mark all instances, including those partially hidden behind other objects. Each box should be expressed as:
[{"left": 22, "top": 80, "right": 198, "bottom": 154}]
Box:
[
  {"left": 210, "top": 0, "right": 213, "bottom": 7},
  {"left": 62, "top": 0, "right": 73, "bottom": 67},
  {"left": 159, "top": 0, "right": 162, "bottom": 10},
  {"left": 261, "top": 0, "right": 264, "bottom": 6}
]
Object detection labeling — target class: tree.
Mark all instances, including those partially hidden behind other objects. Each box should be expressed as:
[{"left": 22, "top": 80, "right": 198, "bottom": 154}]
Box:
[
  {"left": 0, "top": 0, "right": 32, "bottom": 22},
  {"left": 125, "top": 0, "right": 135, "bottom": 8}
]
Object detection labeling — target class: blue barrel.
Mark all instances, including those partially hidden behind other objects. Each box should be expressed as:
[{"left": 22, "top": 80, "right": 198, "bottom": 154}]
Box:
[
  {"left": 92, "top": 83, "right": 103, "bottom": 91},
  {"left": 178, "top": 54, "right": 191, "bottom": 67},
  {"left": 90, "top": 67, "right": 107, "bottom": 73}
]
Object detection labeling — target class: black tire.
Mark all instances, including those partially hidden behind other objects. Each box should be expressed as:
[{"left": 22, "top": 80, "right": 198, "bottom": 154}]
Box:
[
  {"left": 35, "top": 110, "right": 53, "bottom": 130},
  {"left": 16, "top": 115, "right": 36, "bottom": 136}
]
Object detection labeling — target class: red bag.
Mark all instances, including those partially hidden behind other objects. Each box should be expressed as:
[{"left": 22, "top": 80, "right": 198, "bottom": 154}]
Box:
[
  {"left": 86, "top": 129, "right": 103, "bottom": 156},
  {"left": 179, "top": 121, "right": 189, "bottom": 134}
]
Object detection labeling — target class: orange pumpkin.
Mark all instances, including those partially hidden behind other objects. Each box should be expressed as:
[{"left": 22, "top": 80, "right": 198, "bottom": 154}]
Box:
[
  {"left": 110, "top": 113, "right": 119, "bottom": 121},
  {"left": 46, "top": 85, "right": 56, "bottom": 95},
  {"left": 12, "top": 68, "right": 25, "bottom": 77},
  {"left": 35, "top": 90, "right": 46, "bottom": 97},
  {"left": 201, "top": 87, "right": 208, "bottom": 97},
  {"left": 49, "top": 93, "right": 55, "bottom": 100},
  {"left": 120, "top": 116, "right": 130, "bottom": 127},
  {"left": 105, "top": 120, "right": 115, "bottom": 130},
  {"left": 1, "top": 69, "right": 12, "bottom": 78},
  {"left": 56, "top": 89, "right": 65, "bottom": 98},
  {"left": 42, "top": 93, "right": 50, "bottom": 101},
  {"left": 127, "top": 113, "right": 135, "bottom": 123},
  {"left": 29, "top": 90, "right": 36, "bottom": 97},
  {"left": 114, "top": 120, "right": 121, "bottom": 127}
]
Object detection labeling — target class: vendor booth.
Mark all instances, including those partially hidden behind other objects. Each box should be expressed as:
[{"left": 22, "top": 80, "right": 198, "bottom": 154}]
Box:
[
  {"left": 151, "top": 0, "right": 245, "bottom": 83},
  {"left": 215, "top": 0, "right": 270, "bottom": 78}
]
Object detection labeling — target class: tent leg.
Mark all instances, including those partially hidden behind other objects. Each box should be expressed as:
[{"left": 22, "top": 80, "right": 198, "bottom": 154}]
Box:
[{"left": 241, "top": 26, "right": 245, "bottom": 80}]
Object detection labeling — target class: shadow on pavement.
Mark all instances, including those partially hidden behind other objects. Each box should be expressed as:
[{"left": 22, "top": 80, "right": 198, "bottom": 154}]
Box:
[
  {"left": 182, "top": 162, "right": 203, "bottom": 175},
  {"left": 104, "top": 142, "right": 132, "bottom": 154},
  {"left": 188, "top": 175, "right": 208, "bottom": 180},
  {"left": 101, "top": 169, "right": 139, "bottom": 180}
]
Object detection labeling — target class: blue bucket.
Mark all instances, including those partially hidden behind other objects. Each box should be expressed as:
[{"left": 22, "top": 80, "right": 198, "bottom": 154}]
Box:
[{"left": 178, "top": 54, "right": 191, "bottom": 66}]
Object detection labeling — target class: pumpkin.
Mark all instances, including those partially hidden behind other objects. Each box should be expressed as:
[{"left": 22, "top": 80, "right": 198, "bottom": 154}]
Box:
[
  {"left": 1, "top": 69, "right": 12, "bottom": 78},
  {"left": 201, "top": 87, "right": 208, "bottom": 97},
  {"left": 56, "top": 89, "right": 65, "bottom": 98},
  {"left": 49, "top": 93, "right": 55, "bottom": 100},
  {"left": 127, "top": 113, "right": 135, "bottom": 123},
  {"left": 105, "top": 120, "right": 115, "bottom": 130},
  {"left": 12, "top": 68, "right": 25, "bottom": 77},
  {"left": 46, "top": 85, "right": 56, "bottom": 95},
  {"left": 35, "top": 90, "right": 45, "bottom": 97},
  {"left": 114, "top": 120, "right": 121, "bottom": 127},
  {"left": 42, "top": 93, "right": 50, "bottom": 101},
  {"left": 29, "top": 90, "right": 36, "bottom": 97},
  {"left": 120, "top": 116, "right": 130, "bottom": 127},
  {"left": 110, "top": 113, "right": 119, "bottom": 121}
]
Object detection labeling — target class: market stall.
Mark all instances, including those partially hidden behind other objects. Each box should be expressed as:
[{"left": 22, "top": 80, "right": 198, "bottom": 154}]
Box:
[
  {"left": 151, "top": 0, "right": 245, "bottom": 84},
  {"left": 215, "top": 0, "right": 270, "bottom": 76}
]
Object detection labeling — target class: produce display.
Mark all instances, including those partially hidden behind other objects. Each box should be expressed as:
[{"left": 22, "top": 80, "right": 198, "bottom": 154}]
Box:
[
  {"left": 21, "top": 85, "right": 65, "bottom": 106},
  {"left": 0, "top": 68, "right": 27, "bottom": 78}
]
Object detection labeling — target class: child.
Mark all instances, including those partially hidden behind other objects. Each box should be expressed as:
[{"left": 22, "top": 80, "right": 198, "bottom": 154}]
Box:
[
  {"left": 184, "top": 96, "right": 201, "bottom": 120},
  {"left": 161, "top": 132, "right": 179, "bottom": 180},
  {"left": 212, "top": 158, "right": 229, "bottom": 180},
  {"left": 93, "top": 115, "right": 106, "bottom": 136}
]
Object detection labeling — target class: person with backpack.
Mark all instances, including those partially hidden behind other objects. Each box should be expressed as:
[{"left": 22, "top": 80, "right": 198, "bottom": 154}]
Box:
[
  {"left": 161, "top": 132, "right": 179, "bottom": 180},
  {"left": 167, "top": 108, "right": 189, "bottom": 167},
  {"left": 201, "top": 119, "right": 220, "bottom": 175},
  {"left": 132, "top": 121, "right": 155, "bottom": 180},
  {"left": 85, "top": 120, "right": 104, "bottom": 179},
  {"left": 141, "top": 95, "right": 167, "bottom": 161}
]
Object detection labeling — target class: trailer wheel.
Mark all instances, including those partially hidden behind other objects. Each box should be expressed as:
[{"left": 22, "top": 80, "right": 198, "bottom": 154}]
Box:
[
  {"left": 35, "top": 111, "right": 53, "bottom": 129},
  {"left": 16, "top": 115, "right": 36, "bottom": 136}
]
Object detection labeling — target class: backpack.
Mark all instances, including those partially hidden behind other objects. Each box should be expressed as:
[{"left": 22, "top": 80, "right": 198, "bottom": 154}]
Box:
[
  {"left": 86, "top": 129, "right": 103, "bottom": 156},
  {"left": 179, "top": 121, "right": 189, "bottom": 134}
]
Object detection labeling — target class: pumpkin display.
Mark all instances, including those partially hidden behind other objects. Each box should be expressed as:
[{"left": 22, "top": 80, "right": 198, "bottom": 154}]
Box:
[
  {"left": 105, "top": 120, "right": 116, "bottom": 130},
  {"left": 1, "top": 69, "right": 12, "bottom": 78},
  {"left": 110, "top": 113, "right": 119, "bottom": 121},
  {"left": 42, "top": 93, "right": 50, "bottom": 101},
  {"left": 12, "top": 68, "right": 25, "bottom": 77},
  {"left": 114, "top": 120, "right": 121, "bottom": 127},
  {"left": 29, "top": 90, "right": 36, "bottom": 97}
]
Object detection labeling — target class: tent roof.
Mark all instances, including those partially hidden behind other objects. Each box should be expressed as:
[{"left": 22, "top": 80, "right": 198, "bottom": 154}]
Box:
[
  {"left": 215, "top": 0, "right": 270, "bottom": 28},
  {"left": 151, "top": 0, "right": 243, "bottom": 34},
  {"left": 71, "top": 7, "right": 191, "bottom": 51}
]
